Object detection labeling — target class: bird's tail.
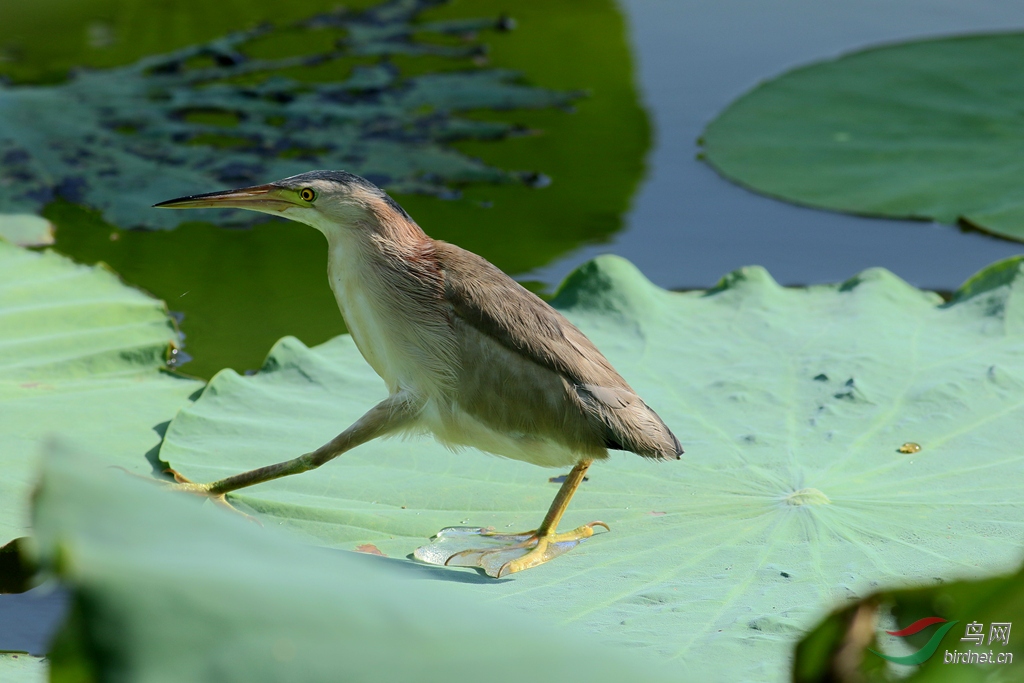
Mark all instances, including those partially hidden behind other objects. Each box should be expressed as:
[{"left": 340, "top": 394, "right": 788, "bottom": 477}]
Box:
[{"left": 576, "top": 384, "right": 683, "bottom": 461}]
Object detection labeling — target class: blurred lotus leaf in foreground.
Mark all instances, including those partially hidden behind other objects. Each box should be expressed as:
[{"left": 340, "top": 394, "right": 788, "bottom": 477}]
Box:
[{"left": 25, "top": 439, "right": 671, "bottom": 683}]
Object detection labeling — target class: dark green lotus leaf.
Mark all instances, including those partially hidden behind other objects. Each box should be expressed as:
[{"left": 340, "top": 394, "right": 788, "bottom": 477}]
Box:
[
  {"left": 0, "top": 0, "right": 577, "bottom": 230},
  {"left": 0, "top": 240, "right": 202, "bottom": 547},
  {"left": 794, "top": 558, "right": 1024, "bottom": 682},
  {"left": 27, "top": 439, "right": 671, "bottom": 683},
  {"left": 159, "top": 254, "right": 1024, "bottom": 680},
  {"left": 702, "top": 33, "right": 1024, "bottom": 242}
]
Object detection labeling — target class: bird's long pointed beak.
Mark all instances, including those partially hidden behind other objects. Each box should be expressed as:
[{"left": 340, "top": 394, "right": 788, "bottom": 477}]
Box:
[{"left": 153, "top": 184, "right": 300, "bottom": 213}]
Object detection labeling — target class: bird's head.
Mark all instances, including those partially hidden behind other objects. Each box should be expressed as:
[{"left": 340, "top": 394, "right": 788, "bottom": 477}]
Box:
[{"left": 154, "top": 170, "right": 418, "bottom": 242}]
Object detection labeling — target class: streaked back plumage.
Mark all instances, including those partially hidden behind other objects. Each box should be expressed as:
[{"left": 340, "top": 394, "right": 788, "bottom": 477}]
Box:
[{"left": 435, "top": 242, "right": 682, "bottom": 463}]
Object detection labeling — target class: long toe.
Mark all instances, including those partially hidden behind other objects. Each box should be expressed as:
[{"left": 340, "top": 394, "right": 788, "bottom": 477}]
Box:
[{"left": 118, "top": 467, "right": 260, "bottom": 524}]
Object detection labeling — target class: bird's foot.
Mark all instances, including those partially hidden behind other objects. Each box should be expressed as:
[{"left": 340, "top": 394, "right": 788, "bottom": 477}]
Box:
[
  {"left": 412, "top": 521, "right": 609, "bottom": 578},
  {"left": 117, "top": 466, "right": 259, "bottom": 523},
  {"left": 164, "top": 468, "right": 262, "bottom": 523}
]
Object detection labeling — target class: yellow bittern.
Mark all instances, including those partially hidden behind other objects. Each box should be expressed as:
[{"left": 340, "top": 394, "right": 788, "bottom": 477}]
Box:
[{"left": 155, "top": 171, "right": 681, "bottom": 577}]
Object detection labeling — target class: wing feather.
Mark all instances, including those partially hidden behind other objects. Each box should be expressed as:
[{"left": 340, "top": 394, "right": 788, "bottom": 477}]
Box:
[{"left": 435, "top": 241, "right": 682, "bottom": 460}]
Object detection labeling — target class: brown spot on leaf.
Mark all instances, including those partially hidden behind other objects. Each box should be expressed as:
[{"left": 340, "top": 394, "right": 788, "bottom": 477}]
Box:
[{"left": 355, "top": 544, "right": 386, "bottom": 557}]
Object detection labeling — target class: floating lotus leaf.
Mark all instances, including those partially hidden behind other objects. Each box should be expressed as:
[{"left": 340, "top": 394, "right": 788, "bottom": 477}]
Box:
[
  {"left": 0, "top": 240, "right": 202, "bottom": 548},
  {"left": 0, "top": 0, "right": 577, "bottom": 229},
  {"left": 160, "top": 254, "right": 1024, "bottom": 680},
  {"left": 702, "top": 33, "right": 1024, "bottom": 242},
  {"left": 27, "top": 440, "right": 670, "bottom": 683}
]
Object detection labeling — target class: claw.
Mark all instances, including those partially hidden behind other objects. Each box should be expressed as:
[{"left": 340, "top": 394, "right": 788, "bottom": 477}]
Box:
[
  {"left": 165, "top": 467, "right": 191, "bottom": 484},
  {"left": 206, "top": 492, "right": 262, "bottom": 525}
]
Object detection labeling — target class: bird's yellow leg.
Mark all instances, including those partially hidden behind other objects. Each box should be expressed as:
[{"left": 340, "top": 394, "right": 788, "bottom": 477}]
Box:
[
  {"left": 413, "top": 459, "right": 609, "bottom": 578},
  {"left": 152, "top": 393, "right": 418, "bottom": 514}
]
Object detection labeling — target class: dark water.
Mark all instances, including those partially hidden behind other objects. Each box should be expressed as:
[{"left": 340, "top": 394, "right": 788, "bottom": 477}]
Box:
[
  {"left": 0, "top": 585, "right": 68, "bottom": 656},
  {"left": 532, "top": 0, "right": 1024, "bottom": 291}
]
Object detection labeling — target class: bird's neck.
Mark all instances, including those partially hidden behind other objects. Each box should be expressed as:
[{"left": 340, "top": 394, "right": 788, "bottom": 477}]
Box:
[
  {"left": 323, "top": 199, "right": 430, "bottom": 259},
  {"left": 325, "top": 227, "right": 432, "bottom": 307},
  {"left": 375, "top": 206, "right": 430, "bottom": 248},
  {"left": 323, "top": 207, "right": 450, "bottom": 396}
]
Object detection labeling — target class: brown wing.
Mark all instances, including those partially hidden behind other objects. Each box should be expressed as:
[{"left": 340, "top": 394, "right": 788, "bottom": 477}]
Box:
[{"left": 434, "top": 241, "right": 682, "bottom": 461}]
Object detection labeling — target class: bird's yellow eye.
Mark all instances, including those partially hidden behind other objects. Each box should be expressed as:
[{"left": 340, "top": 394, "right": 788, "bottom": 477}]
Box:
[{"left": 299, "top": 188, "right": 316, "bottom": 202}]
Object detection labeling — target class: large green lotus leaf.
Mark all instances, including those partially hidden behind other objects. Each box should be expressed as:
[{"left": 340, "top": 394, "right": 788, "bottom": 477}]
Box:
[
  {"left": 794, "top": 559, "right": 1024, "bottom": 682},
  {"left": 0, "top": 240, "right": 203, "bottom": 548},
  {"left": 28, "top": 439, "right": 671, "bottom": 683},
  {"left": 701, "top": 33, "right": 1024, "bottom": 242},
  {"left": 0, "top": 0, "right": 577, "bottom": 230},
  {"left": 0, "top": 654, "right": 45, "bottom": 683},
  {"left": 160, "top": 254, "right": 1024, "bottom": 680}
]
